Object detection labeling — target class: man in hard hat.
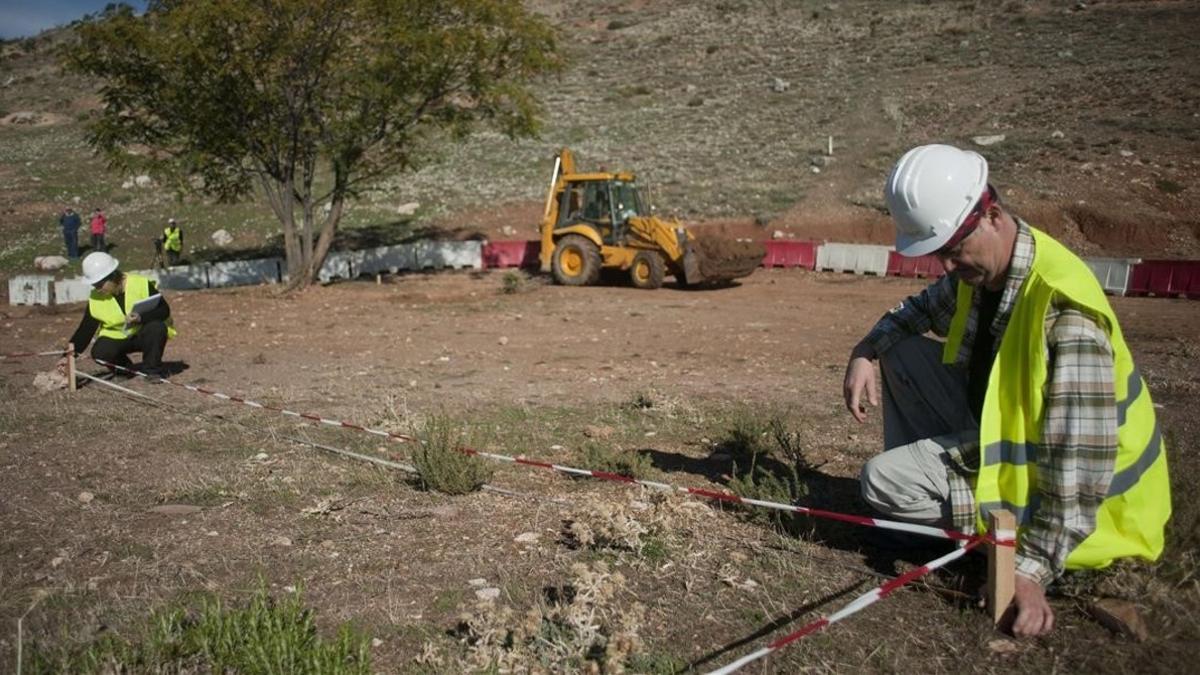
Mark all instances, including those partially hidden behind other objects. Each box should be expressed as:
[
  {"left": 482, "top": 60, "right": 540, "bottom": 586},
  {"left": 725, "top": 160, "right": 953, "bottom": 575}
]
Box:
[
  {"left": 843, "top": 144, "right": 1170, "bottom": 637},
  {"left": 162, "top": 218, "right": 183, "bottom": 265},
  {"left": 57, "top": 252, "right": 177, "bottom": 379}
]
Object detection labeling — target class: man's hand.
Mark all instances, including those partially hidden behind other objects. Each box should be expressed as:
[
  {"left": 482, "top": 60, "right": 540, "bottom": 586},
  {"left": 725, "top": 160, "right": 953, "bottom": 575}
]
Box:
[
  {"left": 126, "top": 312, "right": 141, "bottom": 325},
  {"left": 1011, "top": 574, "right": 1055, "bottom": 638},
  {"left": 843, "top": 342, "right": 879, "bottom": 423}
]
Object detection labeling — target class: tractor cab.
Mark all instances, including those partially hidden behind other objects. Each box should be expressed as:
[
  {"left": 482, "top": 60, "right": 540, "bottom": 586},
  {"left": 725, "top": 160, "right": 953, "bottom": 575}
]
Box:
[{"left": 555, "top": 177, "right": 648, "bottom": 246}]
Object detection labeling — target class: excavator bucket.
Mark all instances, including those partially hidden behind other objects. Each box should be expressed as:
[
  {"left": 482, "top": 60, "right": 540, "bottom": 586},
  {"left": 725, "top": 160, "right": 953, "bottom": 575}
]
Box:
[{"left": 682, "top": 237, "right": 765, "bottom": 285}]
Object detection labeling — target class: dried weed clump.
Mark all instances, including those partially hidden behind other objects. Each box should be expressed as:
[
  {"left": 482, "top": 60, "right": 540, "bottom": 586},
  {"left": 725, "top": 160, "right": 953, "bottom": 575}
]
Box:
[
  {"left": 565, "top": 491, "right": 700, "bottom": 559},
  {"left": 449, "top": 561, "right": 646, "bottom": 673},
  {"left": 411, "top": 414, "right": 494, "bottom": 495}
]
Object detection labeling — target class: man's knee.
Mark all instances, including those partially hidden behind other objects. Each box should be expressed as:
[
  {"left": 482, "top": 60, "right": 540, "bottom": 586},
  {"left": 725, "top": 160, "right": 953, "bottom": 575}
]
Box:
[
  {"left": 859, "top": 454, "right": 896, "bottom": 514},
  {"left": 139, "top": 320, "right": 168, "bottom": 341}
]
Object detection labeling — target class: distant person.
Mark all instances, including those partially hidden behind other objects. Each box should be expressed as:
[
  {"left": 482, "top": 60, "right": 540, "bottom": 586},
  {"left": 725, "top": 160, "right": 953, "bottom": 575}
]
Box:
[
  {"left": 163, "top": 218, "right": 183, "bottom": 265},
  {"left": 59, "top": 206, "right": 82, "bottom": 259},
  {"left": 58, "top": 251, "right": 177, "bottom": 379},
  {"left": 843, "top": 144, "right": 1170, "bottom": 637},
  {"left": 89, "top": 208, "right": 108, "bottom": 253}
]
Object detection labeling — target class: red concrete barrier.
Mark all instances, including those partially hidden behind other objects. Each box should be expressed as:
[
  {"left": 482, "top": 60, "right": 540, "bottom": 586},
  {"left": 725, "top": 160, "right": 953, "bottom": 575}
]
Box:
[
  {"left": 1127, "top": 260, "right": 1200, "bottom": 298},
  {"left": 887, "top": 251, "right": 946, "bottom": 279},
  {"left": 761, "top": 240, "right": 817, "bottom": 269},
  {"left": 482, "top": 240, "right": 540, "bottom": 269}
]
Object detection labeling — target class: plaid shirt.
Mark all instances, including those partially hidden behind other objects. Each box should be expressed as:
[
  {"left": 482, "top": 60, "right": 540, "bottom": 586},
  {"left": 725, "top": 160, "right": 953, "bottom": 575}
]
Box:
[{"left": 865, "top": 220, "right": 1118, "bottom": 586}]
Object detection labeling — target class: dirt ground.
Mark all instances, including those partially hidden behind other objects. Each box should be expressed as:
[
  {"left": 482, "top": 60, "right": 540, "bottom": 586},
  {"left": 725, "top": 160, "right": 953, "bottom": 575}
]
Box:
[{"left": 2, "top": 268, "right": 1198, "bottom": 672}]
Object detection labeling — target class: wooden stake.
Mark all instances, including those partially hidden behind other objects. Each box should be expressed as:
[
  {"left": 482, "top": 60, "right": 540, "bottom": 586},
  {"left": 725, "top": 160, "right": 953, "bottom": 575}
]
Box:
[
  {"left": 827, "top": 135, "right": 834, "bottom": 156},
  {"left": 66, "top": 342, "right": 76, "bottom": 392},
  {"left": 987, "top": 509, "right": 1016, "bottom": 625}
]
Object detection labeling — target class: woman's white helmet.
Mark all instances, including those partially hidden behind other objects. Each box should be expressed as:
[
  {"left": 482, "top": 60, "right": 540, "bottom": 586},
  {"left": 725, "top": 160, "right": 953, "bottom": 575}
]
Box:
[
  {"left": 884, "top": 144, "right": 989, "bottom": 257},
  {"left": 82, "top": 251, "right": 120, "bottom": 285}
]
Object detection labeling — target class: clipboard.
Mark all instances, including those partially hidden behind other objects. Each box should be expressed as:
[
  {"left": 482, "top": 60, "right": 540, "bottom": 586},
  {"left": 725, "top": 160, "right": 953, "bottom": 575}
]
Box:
[{"left": 124, "top": 293, "right": 162, "bottom": 333}]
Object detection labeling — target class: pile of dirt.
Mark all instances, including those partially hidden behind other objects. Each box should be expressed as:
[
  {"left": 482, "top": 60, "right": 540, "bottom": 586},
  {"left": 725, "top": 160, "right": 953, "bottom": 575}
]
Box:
[
  {"left": 1067, "top": 204, "right": 1174, "bottom": 257},
  {"left": 690, "top": 234, "right": 765, "bottom": 281}
]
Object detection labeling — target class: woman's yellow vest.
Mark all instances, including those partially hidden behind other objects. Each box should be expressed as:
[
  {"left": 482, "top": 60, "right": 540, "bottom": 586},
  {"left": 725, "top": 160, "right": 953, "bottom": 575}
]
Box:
[
  {"left": 943, "top": 228, "right": 1169, "bottom": 569},
  {"left": 88, "top": 274, "right": 178, "bottom": 341},
  {"left": 163, "top": 226, "right": 182, "bottom": 252}
]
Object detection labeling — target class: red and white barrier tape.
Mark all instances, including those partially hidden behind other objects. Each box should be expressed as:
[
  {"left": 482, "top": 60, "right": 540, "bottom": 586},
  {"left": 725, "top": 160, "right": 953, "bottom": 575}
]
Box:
[
  {"left": 89, "top": 357, "right": 1013, "bottom": 548},
  {"left": 1, "top": 349, "right": 67, "bottom": 361},
  {"left": 706, "top": 540, "right": 982, "bottom": 675}
]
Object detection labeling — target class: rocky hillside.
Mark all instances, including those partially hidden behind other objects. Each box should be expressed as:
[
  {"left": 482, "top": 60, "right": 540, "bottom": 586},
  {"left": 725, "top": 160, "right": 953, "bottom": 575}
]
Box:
[{"left": 1, "top": 0, "right": 1198, "bottom": 276}]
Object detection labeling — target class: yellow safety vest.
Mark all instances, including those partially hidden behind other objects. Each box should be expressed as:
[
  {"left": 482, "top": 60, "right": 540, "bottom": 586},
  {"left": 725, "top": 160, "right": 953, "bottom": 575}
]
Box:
[
  {"left": 943, "top": 228, "right": 1169, "bottom": 569},
  {"left": 163, "top": 226, "right": 182, "bottom": 252},
  {"left": 89, "top": 274, "right": 178, "bottom": 341}
]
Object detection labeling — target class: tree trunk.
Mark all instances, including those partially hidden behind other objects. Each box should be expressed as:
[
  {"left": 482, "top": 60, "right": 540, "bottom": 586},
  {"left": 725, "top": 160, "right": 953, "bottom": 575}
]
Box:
[{"left": 310, "top": 195, "right": 345, "bottom": 282}]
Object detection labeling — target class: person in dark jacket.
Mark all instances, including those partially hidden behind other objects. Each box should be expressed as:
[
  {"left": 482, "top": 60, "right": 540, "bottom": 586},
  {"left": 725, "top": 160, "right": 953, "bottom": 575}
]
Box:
[
  {"left": 59, "top": 207, "right": 82, "bottom": 259},
  {"left": 57, "top": 252, "right": 177, "bottom": 379}
]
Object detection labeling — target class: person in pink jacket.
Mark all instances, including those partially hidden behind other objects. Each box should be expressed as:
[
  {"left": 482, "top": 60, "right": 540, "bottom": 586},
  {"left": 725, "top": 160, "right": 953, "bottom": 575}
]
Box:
[{"left": 89, "top": 208, "right": 108, "bottom": 253}]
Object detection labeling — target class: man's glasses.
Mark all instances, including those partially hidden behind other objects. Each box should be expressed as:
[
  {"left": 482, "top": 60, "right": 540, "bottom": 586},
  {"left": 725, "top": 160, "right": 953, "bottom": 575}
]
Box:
[{"left": 934, "top": 185, "right": 996, "bottom": 257}]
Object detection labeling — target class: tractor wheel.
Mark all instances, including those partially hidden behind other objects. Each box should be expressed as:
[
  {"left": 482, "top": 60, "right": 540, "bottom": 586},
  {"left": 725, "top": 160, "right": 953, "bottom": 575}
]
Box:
[
  {"left": 629, "top": 250, "right": 665, "bottom": 290},
  {"left": 552, "top": 234, "right": 601, "bottom": 286}
]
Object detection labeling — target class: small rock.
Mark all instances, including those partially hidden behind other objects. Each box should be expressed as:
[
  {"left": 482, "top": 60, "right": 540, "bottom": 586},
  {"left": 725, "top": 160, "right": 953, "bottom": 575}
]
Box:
[
  {"left": 550, "top": 444, "right": 564, "bottom": 451},
  {"left": 772, "top": 230, "right": 787, "bottom": 240},
  {"left": 33, "top": 370, "right": 67, "bottom": 392},
  {"left": 500, "top": 225, "right": 517, "bottom": 237},
  {"left": 134, "top": 174, "right": 154, "bottom": 188},
  {"left": 51, "top": 556, "right": 65, "bottom": 568},
  {"left": 437, "top": 355, "right": 451, "bottom": 362},
  {"left": 211, "top": 229, "right": 234, "bottom": 247},
  {"left": 371, "top": 638, "right": 384, "bottom": 648},
  {"left": 272, "top": 536, "right": 293, "bottom": 547},
  {"left": 121, "top": 179, "right": 135, "bottom": 189},
  {"left": 396, "top": 202, "right": 420, "bottom": 216},
  {"left": 475, "top": 587, "right": 501, "bottom": 601},
  {"left": 972, "top": 134, "right": 1006, "bottom": 146},
  {"left": 1119, "top": 149, "right": 1134, "bottom": 157},
  {"left": 431, "top": 505, "right": 460, "bottom": 518},
  {"left": 34, "top": 255, "right": 69, "bottom": 271},
  {"left": 810, "top": 166, "right": 821, "bottom": 174},
  {"left": 498, "top": 336, "right": 509, "bottom": 346},
  {"left": 514, "top": 532, "right": 540, "bottom": 544},
  {"left": 988, "top": 638, "right": 1020, "bottom": 654},
  {"left": 583, "top": 425, "right": 613, "bottom": 439},
  {"left": 1088, "top": 598, "right": 1149, "bottom": 641},
  {"left": 770, "top": 77, "right": 790, "bottom": 93},
  {"left": 1050, "top": 130, "right": 1065, "bottom": 139},
  {"left": 78, "top": 491, "right": 94, "bottom": 504},
  {"left": 254, "top": 452, "right": 269, "bottom": 461},
  {"left": 468, "top": 578, "right": 488, "bottom": 587}
]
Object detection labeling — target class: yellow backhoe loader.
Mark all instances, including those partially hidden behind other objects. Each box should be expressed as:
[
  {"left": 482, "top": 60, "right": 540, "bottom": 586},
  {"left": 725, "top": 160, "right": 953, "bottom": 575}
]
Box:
[{"left": 537, "top": 148, "right": 763, "bottom": 289}]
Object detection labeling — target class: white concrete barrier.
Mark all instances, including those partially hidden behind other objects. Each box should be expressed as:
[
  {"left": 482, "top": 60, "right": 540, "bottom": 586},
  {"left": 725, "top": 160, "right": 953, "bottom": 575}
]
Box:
[
  {"left": 1085, "top": 257, "right": 1140, "bottom": 296},
  {"left": 9, "top": 275, "right": 54, "bottom": 305},
  {"left": 141, "top": 264, "right": 210, "bottom": 290},
  {"left": 815, "top": 243, "right": 891, "bottom": 276},
  {"left": 53, "top": 277, "right": 92, "bottom": 304},
  {"left": 318, "top": 251, "right": 358, "bottom": 282},
  {"left": 413, "top": 240, "right": 482, "bottom": 270},
  {"left": 356, "top": 244, "right": 416, "bottom": 276},
  {"left": 208, "top": 258, "right": 282, "bottom": 287}
]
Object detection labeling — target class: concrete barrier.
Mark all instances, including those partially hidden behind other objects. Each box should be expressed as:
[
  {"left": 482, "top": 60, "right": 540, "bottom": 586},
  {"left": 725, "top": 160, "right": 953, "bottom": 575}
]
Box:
[
  {"left": 356, "top": 244, "right": 416, "bottom": 276},
  {"left": 9, "top": 275, "right": 54, "bottom": 305},
  {"left": 1084, "top": 257, "right": 1140, "bottom": 296},
  {"left": 483, "top": 240, "right": 540, "bottom": 269},
  {"left": 318, "top": 251, "right": 358, "bottom": 282},
  {"left": 816, "top": 243, "right": 891, "bottom": 276},
  {"left": 414, "top": 240, "right": 483, "bottom": 270},
  {"left": 208, "top": 258, "right": 282, "bottom": 287},
  {"left": 142, "top": 264, "right": 210, "bottom": 290},
  {"left": 762, "top": 241, "right": 817, "bottom": 269},
  {"left": 53, "top": 277, "right": 92, "bottom": 304}
]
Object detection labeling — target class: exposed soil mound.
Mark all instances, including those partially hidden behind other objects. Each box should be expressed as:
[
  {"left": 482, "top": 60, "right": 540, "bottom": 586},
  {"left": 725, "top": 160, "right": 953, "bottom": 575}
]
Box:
[
  {"left": 1068, "top": 204, "right": 1172, "bottom": 257},
  {"left": 690, "top": 234, "right": 765, "bottom": 281}
]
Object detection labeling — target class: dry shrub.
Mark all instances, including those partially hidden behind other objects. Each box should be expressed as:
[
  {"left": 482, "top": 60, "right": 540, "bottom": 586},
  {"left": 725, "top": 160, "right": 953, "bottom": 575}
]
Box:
[
  {"left": 452, "top": 561, "right": 646, "bottom": 673},
  {"left": 411, "top": 414, "right": 494, "bottom": 495},
  {"left": 579, "top": 442, "right": 654, "bottom": 480},
  {"left": 564, "top": 491, "right": 698, "bottom": 559}
]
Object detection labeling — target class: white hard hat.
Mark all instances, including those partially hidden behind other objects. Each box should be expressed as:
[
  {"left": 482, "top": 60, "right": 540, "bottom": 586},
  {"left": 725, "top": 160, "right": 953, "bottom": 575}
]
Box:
[
  {"left": 884, "top": 144, "right": 989, "bottom": 257},
  {"left": 168, "top": 218, "right": 177, "bottom": 224},
  {"left": 82, "top": 251, "right": 120, "bottom": 285}
]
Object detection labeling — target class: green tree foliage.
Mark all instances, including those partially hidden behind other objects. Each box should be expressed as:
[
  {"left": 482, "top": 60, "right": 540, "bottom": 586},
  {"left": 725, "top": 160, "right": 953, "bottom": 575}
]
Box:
[{"left": 62, "top": 0, "right": 561, "bottom": 286}]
